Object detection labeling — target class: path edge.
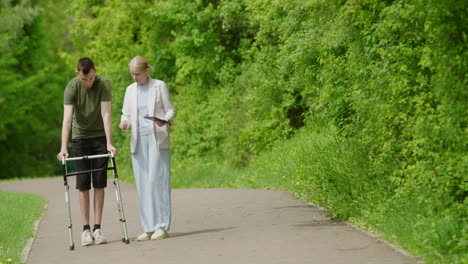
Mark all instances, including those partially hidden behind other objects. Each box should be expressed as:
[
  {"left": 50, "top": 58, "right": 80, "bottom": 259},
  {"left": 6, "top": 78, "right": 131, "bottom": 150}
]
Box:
[{"left": 21, "top": 203, "right": 48, "bottom": 263}]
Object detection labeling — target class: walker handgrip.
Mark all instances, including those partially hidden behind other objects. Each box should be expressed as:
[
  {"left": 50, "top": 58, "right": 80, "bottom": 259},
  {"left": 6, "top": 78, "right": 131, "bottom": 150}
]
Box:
[{"left": 64, "top": 153, "right": 113, "bottom": 162}]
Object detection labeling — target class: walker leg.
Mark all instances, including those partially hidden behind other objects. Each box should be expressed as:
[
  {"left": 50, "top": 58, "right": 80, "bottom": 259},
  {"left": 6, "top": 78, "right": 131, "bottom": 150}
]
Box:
[
  {"left": 64, "top": 184, "right": 75, "bottom": 250},
  {"left": 114, "top": 178, "right": 130, "bottom": 244}
]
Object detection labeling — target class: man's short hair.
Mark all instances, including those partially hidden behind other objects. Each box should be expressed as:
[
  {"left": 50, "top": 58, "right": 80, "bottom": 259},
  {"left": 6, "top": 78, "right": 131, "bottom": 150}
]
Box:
[{"left": 77, "top": 57, "right": 95, "bottom": 75}]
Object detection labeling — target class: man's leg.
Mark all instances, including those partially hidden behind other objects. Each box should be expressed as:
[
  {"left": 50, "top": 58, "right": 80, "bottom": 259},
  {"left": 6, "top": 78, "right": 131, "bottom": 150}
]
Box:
[
  {"left": 91, "top": 136, "right": 109, "bottom": 244},
  {"left": 92, "top": 187, "right": 107, "bottom": 244},
  {"left": 91, "top": 136, "right": 109, "bottom": 226},
  {"left": 79, "top": 189, "right": 94, "bottom": 246},
  {"left": 73, "top": 138, "right": 95, "bottom": 246},
  {"left": 79, "top": 190, "right": 90, "bottom": 226},
  {"left": 73, "top": 138, "right": 92, "bottom": 228},
  {"left": 94, "top": 188, "right": 105, "bottom": 225}
]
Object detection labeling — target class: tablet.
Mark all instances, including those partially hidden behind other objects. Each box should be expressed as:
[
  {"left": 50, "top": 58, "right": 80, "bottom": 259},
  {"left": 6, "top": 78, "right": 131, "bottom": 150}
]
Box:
[{"left": 144, "top": 116, "right": 170, "bottom": 124}]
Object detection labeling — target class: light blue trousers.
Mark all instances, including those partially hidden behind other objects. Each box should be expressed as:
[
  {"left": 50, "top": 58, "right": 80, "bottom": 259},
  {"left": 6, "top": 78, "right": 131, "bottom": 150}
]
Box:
[{"left": 132, "top": 133, "right": 171, "bottom": 232}]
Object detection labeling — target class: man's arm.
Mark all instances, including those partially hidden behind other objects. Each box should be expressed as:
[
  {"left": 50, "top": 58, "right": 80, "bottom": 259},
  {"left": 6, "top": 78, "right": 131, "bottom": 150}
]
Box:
[
  {"left": 57, "top": 105, "right": 73, "bottom": 160},
  {"left": 101, "top": 101, "right": 117, "bottom": 154}
]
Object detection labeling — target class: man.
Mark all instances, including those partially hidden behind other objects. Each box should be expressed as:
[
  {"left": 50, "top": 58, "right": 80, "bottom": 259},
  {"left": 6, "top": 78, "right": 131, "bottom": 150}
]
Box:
[{"left": 57, "top": 57, "right": 117, "bottom": 246}]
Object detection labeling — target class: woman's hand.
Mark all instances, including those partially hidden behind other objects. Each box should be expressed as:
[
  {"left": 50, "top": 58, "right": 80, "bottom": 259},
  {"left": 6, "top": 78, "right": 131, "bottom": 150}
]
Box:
[
  {"left": 119, "top": 120, "right": 128, "bottom": 130},
  {"left": 155, "top": 118, "right": 171, "bottom": 127},
  {"left": 155, "top": 120, "right": 165, "bottom": 127}
]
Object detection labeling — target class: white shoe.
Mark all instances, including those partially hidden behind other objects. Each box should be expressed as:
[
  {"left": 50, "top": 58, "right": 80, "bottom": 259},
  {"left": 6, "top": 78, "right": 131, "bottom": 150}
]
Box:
[
  {"left": 93, "top": 229, "right": 107, "bottom": 245},
  {"left": 151, "top": 228, "right": 169, "bottom": 240},
  {"left": 136, "top": 232, "right": 153, "bottom": 241},
  {"left": 81, "top": 229, "right": 94, "bottom": 246}
]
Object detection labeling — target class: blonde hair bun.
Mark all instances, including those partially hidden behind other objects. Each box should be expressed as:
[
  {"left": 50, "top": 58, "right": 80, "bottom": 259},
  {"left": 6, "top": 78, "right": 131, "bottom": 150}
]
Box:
[{"left": 129, "top": 56, "right": 154, "bottom": 71}]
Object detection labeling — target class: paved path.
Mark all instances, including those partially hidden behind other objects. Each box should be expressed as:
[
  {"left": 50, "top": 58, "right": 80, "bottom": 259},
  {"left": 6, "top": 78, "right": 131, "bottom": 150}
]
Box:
[{"left": 1, "top": 177, "right": 417, "bottom": 264}]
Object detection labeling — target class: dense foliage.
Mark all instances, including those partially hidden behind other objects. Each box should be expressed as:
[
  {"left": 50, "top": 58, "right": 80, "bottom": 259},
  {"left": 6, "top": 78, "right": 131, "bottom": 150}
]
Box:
[
  {"left": 1, "top": 0, "right": 466, "bottom": 263},
  {"left": 0, "top": 0, "right": 70, "bottom": 177}
]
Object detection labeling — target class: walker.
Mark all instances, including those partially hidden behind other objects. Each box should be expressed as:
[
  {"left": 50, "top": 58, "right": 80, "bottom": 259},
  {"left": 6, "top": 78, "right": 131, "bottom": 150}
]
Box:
[{"left": 61, "top": 152, "right": 130, "bottom": 250}]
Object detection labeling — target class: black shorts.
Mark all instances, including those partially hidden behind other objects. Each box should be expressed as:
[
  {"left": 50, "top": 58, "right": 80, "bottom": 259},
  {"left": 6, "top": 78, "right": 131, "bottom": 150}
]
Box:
[{"left": 72, "top": 136, "right": 108, "bottom": 191}]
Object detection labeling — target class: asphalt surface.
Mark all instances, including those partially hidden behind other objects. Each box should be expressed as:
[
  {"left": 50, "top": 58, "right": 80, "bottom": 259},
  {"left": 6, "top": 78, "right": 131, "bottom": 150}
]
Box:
[{"left": 1, "top": 177, "right": 418, "bottom": 264}]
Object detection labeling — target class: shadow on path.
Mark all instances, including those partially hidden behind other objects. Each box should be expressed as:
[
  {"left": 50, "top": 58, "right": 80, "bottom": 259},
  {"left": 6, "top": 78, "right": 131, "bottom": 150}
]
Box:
[{"left": 170, "top": 227, "right": 236, "bottom": 238}]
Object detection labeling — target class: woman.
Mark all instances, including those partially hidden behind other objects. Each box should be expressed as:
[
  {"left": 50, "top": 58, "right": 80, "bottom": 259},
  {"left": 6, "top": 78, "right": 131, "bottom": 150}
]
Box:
[{"left": 119, "top": 56, "right": 175, "bottom": 240}]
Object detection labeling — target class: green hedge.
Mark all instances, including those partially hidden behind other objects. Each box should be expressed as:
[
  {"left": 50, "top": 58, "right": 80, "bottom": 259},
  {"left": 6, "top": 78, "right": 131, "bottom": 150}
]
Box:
[{"left": 0, "top": 0, "right": 71, "bottom": 178}]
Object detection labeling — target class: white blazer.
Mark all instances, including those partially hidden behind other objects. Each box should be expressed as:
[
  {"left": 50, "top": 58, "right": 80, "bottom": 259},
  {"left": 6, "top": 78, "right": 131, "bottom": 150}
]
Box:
[{"left": 120, "top": 77, "right": 175, "bottom": 152}]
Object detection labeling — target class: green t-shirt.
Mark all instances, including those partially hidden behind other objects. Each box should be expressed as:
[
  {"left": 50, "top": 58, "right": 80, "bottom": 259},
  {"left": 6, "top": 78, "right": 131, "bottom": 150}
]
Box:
[{"left": 64, "top": 75, "right": 112, "bottom": 139}]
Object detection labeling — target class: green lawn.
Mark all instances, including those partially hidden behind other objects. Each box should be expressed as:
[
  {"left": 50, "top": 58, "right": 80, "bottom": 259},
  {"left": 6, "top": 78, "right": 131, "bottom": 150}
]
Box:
[{"left": 0, "top": 191, "right": 46, "bottom": 264}]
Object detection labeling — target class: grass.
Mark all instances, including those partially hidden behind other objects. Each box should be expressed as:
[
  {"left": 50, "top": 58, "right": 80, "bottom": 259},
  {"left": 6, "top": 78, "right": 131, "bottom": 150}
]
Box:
[
  {"left": 0, "top": 191, "right": 46, "bottom": 264},
  {"left": 171, "top": 156, "right": 243, "bottom": 189},
  {"left": 366, "top": 195, "right": 468, "bottom": 264}
]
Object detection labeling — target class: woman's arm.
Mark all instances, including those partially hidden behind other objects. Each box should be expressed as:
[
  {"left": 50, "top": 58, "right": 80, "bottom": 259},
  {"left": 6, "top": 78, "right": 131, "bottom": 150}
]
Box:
[
  {"left": 160, "top": 81, "right": 175, "bottom": 121},
  {"left": 119, "top": 87, "right": 131, "bottom": 130}
]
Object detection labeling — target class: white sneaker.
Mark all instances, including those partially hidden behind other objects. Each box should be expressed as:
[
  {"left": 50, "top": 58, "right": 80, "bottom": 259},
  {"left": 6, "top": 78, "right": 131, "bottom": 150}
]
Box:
[
  {"left": 93, "top": 229, "right": 107, "bottom": 245},
  {"left": 136, "top": 232, "right": 153, "bottom": 241},
  {"left": 81, "top": 229, "right": 94, "bottom": 246},
  {"left": 151, "top": 228, "right": 169, "bottom": 240}
]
